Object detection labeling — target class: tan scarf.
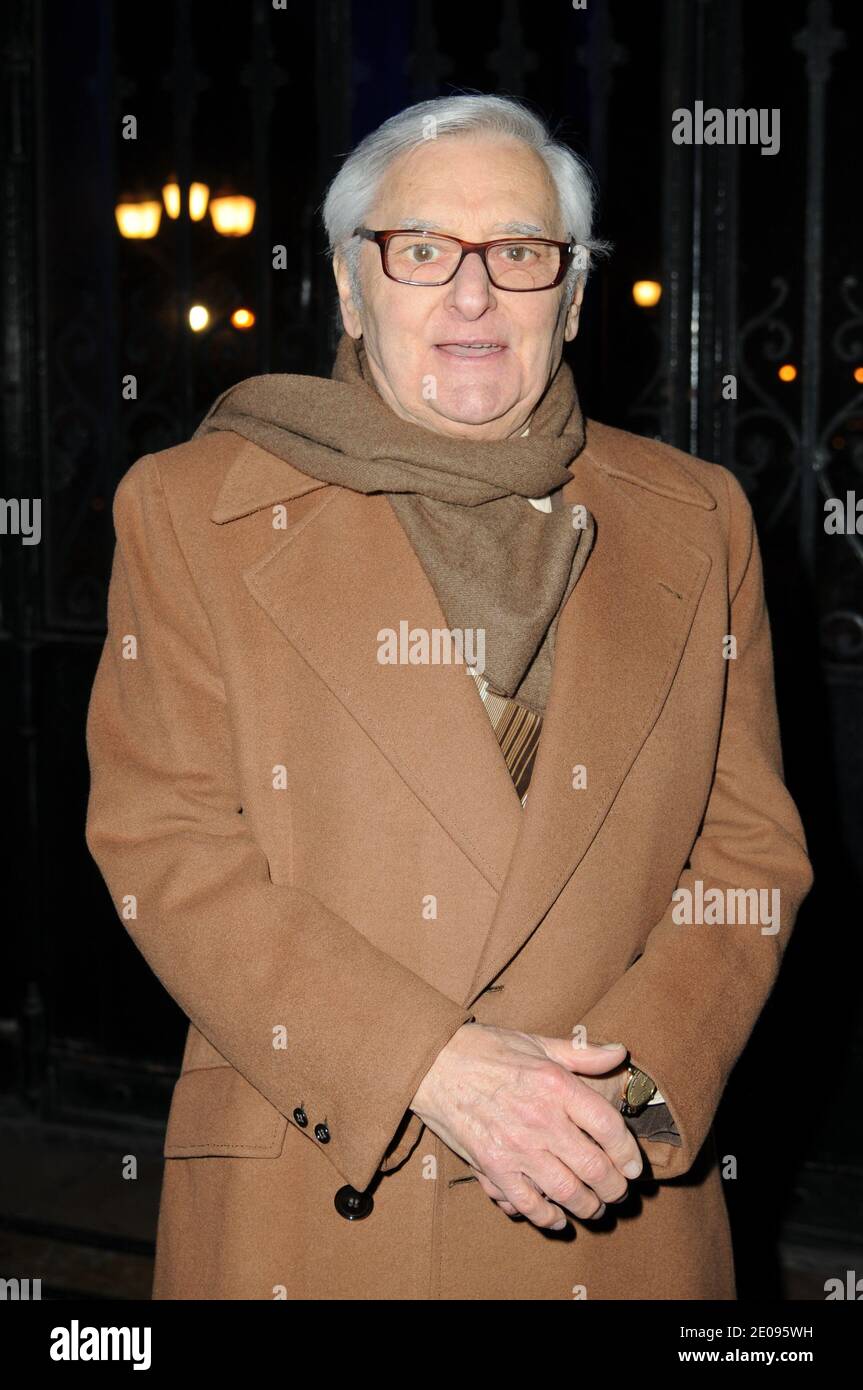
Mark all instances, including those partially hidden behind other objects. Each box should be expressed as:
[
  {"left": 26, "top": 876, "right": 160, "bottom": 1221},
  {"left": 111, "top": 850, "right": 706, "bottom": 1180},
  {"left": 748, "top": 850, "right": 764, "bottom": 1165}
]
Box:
[{"left": 194, "top": 332, "right": 595, "bottom": 714}]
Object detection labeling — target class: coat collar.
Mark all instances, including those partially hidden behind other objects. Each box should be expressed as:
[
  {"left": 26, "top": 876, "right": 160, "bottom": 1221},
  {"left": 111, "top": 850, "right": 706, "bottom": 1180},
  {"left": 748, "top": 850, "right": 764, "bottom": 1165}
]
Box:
[
  {"left": 211, "top": 425, "right": 714, "bottom": 1006},
  {"left": 210, "top": 438, "right": 329, "bottom": 522}
]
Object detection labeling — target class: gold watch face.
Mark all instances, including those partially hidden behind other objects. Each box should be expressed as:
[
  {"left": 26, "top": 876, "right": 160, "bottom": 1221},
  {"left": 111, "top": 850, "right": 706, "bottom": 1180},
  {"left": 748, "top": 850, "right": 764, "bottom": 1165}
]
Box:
[{"left": 626, "top": 1069, "right": 657, "bottom": 1109}]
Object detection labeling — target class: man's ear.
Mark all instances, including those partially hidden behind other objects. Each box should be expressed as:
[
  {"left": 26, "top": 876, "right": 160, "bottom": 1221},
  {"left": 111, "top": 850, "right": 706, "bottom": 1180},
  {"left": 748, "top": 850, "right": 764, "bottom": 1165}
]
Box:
[
  {"left": 333, "top": 252, "right": 362, "bottom": 337},
  {"left": 564, "top": 278, "right": 586, "bottom": 343}
]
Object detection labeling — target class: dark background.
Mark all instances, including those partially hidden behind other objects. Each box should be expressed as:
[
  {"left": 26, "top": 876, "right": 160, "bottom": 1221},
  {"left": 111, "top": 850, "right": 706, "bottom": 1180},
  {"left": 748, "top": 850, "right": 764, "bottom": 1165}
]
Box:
[{"left": 1, "top": 0, "right": 860, "bottom": 1299}]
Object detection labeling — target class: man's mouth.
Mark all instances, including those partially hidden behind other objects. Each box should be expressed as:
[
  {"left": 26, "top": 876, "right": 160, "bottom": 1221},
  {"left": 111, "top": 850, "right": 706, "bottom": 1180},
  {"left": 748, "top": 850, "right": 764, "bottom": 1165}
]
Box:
[{"left": 434, "top": 342, "right": 507, "bottom": 358}]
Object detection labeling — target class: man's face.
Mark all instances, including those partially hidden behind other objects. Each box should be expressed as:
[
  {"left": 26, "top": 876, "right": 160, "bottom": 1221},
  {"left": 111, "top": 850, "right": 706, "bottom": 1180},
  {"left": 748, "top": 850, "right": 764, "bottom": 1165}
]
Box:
[{"left": 333, "top": 135, "right": 585, "bottom": 440}]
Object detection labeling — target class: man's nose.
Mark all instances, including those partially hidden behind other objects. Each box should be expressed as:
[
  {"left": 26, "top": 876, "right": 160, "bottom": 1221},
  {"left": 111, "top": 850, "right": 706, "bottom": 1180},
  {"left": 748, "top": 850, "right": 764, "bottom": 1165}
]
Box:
[{"left": 446, "top": 249, "right": 496, "bottom": 310}]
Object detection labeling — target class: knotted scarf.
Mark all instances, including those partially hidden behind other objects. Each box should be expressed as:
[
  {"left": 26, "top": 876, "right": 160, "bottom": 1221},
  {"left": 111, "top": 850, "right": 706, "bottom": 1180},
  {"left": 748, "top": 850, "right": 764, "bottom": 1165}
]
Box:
[{"left": 194, "top": 332, "right": 595, "bottom": 714}]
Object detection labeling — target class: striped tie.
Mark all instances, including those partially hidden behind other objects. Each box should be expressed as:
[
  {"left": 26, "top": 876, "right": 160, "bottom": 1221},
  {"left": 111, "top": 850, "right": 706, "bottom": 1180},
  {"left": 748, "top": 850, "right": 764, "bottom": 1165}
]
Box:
[{"left": 467, "top": 667, "right": 543, "bottom": 808}]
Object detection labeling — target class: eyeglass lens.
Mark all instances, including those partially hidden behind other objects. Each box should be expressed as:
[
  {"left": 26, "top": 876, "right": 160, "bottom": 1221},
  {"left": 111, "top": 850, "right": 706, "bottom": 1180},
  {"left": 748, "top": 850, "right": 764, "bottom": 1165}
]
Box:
[{"left": 384, "top": 233, "right": 562, "bottom": 289}]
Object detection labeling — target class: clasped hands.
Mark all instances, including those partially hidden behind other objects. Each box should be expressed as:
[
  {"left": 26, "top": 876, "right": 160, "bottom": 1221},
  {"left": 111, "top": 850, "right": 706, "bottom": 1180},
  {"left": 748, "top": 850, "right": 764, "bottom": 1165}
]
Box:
[{"left": 410, "top": 1022, "right": 642, "bottom": 1231}]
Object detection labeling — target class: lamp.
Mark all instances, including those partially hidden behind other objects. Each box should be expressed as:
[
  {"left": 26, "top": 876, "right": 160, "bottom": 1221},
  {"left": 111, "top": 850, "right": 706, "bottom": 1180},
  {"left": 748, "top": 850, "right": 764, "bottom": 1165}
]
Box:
[
  {"left": 210, "top": 194, "right": 256, "bottom": 237},
  {"left": 632, "top": 280, "right": 662, "bottom": 308},
  {"left": 115, "top": 199, "right": 162, "bottom": 239},
  {"left": 162, "top": 180, "right": 210, "bottom": 221}
]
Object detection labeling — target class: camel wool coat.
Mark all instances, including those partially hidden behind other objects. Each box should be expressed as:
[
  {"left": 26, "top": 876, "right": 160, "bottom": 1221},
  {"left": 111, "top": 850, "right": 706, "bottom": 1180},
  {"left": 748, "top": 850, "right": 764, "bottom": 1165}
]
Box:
[{"left": 84, "top": 415, "right": 813, "bottom": 1301}]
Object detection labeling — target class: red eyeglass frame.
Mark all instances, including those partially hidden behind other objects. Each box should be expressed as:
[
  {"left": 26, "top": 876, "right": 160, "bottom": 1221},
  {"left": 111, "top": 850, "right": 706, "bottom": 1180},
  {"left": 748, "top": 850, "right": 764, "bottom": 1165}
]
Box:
[{"left": 353, "top": 226, "right": 579, "bottom": 291}]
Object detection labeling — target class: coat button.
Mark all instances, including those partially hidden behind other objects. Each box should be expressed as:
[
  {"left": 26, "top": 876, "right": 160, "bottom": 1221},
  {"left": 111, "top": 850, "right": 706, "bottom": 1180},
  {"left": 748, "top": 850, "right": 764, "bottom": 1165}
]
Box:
[
  {"left": 334, "top": 1185, "right": 374, "bottom": 1220},
  {"left": 293, "top": 1107, "right": 308, "bottom": 1128},
  {"left": 314, "top": 1122, "right": 330, "bottom": 1144}
]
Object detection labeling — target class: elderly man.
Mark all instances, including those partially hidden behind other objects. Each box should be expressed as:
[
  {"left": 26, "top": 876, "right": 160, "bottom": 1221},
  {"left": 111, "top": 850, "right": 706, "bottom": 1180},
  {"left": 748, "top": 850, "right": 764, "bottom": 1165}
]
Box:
[{"left": 85, "top": 94, "right": 812, "bottom": 1300}]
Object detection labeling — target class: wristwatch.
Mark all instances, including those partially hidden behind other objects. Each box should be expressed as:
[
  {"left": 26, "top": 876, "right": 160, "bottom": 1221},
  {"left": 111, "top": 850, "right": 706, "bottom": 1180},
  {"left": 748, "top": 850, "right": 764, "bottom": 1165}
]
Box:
[{"left": 619, "top": 1063, "right": 657, "bottom": 1117}]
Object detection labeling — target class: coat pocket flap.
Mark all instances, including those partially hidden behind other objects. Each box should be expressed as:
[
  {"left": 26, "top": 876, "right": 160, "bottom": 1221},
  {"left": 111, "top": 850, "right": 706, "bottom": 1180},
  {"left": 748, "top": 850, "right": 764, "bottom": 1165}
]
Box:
[{"left": 163, "top": 1066, "right": 289, "bottom": 1159}]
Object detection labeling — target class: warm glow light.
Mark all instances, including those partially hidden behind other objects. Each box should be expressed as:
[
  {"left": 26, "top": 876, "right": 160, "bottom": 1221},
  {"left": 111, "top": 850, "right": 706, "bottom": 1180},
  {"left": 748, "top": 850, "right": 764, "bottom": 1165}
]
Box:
[
  {"left": 778, "top": 363, "right": 797, "bottom": 382},
  {"left": 189, "top": 183, "right": 209, "bottom": 221},
  {"left": 163, "top": 181, "right": 210, "bottom": 220},
  {"left": 115, "top": 201, "right": 162, "bottom": 239},
  {"left": 162, "top": 183, "right": 180, "bottom": 219},
  {"left": 231, "top": 308, "right": 256, "bottom": 329},
  {"left": 188, "top": 304, "right": 210, "bottom": 332},
  {"left": 632, "top": 280, "right": 662, "bottom": 308},
  {"left": 210, "top": 195, "right": 256, "bottom": 237},
  {"left": 854, "top": 366, "right": 863, "bottom": 384}
]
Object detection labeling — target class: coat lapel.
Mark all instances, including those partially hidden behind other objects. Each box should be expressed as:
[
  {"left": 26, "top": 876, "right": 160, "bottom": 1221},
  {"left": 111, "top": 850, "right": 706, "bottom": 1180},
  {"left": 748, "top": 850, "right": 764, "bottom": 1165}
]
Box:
[
  {"left": 215, "top": 443, "right": 523, "bottom": 894},
  {"left": 463, "top": 454, "right": 713, "bottom": 1003},
  {"left": 212, "top": 432, "right": 714, "bottom": 1007}
]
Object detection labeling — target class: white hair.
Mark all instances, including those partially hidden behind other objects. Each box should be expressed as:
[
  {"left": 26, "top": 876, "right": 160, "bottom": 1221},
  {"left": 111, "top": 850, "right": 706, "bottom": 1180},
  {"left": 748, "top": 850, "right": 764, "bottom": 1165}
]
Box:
[{"left": 320, "top": 93, "right": 613, "bottom": 316}]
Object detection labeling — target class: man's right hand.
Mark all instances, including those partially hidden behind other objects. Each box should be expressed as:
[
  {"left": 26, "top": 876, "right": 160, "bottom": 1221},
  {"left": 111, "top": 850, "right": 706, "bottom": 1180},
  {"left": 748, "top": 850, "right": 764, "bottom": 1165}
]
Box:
[{"left": 409, "top": 1022, "right": 643, "bottom": 1231}]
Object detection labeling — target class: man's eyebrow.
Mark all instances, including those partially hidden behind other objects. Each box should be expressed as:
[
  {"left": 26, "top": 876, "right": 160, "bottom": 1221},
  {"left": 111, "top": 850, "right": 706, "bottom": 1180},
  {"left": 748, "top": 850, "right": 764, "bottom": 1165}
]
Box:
[
  {"left": 493, "top": 221, "right": 545, "bottom": 235},
  {"left": 395, "top": 218, "right": 444, "bottom": 231},
  {"left": 395, "top": 218, "right": 546, "bottom": 236}
]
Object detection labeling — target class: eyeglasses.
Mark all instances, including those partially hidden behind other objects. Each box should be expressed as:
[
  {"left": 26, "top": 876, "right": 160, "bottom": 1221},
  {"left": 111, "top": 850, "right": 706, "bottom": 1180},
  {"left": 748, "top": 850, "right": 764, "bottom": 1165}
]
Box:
[{"left": 354, "top": 227, "right": 581, "bottom": 291}]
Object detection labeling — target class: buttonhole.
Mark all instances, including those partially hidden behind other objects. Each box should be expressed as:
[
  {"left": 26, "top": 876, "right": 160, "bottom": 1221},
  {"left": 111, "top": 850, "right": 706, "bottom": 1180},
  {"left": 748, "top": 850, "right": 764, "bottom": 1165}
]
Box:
[{"left": 657, "top": 581, "right": 683, "bottom": 600}]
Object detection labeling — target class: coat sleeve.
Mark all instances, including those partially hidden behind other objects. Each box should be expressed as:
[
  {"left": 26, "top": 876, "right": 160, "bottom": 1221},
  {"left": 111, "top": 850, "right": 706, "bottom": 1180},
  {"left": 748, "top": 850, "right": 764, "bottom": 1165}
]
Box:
[
  {"left": 574, "top": 465, "right": 813, "bottom": 1180},
  {"left": 84, "top": 454, "right": 474, "bottom": 1194}
]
